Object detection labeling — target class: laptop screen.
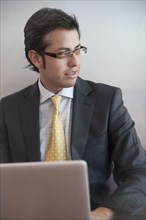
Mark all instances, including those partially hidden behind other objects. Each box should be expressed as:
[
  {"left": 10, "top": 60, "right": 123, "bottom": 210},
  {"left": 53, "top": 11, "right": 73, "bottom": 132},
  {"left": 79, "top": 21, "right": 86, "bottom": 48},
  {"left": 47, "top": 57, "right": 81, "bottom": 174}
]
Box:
[{"left": 0, "top": 160, "right": 91, "bottom": 220}]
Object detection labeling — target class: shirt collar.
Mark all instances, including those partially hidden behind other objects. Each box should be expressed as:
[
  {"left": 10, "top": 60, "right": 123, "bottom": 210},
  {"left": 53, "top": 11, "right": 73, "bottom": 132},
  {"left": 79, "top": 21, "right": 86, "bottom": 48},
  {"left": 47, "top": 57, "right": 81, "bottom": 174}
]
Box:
[{"left": 38, "top": 78, "right": 74, "bottom": 103}]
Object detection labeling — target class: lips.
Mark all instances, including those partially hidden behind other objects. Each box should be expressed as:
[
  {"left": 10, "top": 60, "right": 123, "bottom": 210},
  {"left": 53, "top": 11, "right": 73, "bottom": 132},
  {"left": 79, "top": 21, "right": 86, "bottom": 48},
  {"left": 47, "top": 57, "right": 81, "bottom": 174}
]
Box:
[
  {"left": 65, "top": 70, "right": 77, "bottom": 76},
  {"left": 65, "top": 70, "right": 78, "bottom": 78}
]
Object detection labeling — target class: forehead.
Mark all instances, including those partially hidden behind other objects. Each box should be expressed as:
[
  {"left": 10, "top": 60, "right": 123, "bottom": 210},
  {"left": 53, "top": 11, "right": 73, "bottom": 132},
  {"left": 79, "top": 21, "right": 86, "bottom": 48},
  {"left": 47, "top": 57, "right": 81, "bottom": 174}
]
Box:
[{"left": 44, "top": 29, "right": 80, "bottom": 50}]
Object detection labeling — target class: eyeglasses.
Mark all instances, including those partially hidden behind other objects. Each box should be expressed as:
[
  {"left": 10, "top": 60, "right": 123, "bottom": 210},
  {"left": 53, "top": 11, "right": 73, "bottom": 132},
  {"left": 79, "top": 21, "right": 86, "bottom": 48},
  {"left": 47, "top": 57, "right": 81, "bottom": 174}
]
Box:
[{"left": 40, "top": 46, "right": 87, "bottom": 59}]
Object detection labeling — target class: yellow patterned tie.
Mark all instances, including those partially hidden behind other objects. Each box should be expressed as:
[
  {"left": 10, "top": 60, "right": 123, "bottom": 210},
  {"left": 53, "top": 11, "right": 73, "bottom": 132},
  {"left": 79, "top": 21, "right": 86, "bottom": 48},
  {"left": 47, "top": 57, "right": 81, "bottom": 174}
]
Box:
[{"left": 44, "top": 96, "right": 66, "bottom": 161}]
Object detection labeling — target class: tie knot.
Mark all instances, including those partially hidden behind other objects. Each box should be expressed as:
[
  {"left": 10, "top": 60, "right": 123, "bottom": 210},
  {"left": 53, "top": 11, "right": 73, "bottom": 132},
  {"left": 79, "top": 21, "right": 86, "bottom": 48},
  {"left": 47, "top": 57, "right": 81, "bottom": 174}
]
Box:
[{"left": 51, "top": 96, "right": 62, "bottom": 110}]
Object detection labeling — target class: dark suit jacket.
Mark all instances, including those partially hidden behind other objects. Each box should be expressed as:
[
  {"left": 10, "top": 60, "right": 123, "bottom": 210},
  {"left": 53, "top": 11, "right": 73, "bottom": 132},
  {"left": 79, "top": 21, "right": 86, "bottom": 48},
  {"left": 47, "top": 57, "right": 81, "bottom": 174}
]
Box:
[{"left": 0, "top": 77, "right": 146, "bottom": 214}]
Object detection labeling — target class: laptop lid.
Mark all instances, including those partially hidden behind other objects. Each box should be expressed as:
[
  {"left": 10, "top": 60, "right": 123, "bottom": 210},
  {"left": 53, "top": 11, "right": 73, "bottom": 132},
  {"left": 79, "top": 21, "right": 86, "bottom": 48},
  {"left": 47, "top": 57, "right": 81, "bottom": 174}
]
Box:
[{"left": 0, "top": 160, "right": 91, "bottom": 220}]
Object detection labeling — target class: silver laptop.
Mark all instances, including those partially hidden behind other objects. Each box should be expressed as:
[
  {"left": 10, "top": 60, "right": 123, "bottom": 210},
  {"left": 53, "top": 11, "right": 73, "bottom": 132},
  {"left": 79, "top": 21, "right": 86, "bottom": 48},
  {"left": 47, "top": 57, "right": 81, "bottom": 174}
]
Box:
[{"left": 0, "top": 160, "right": 91, "bottom": 220}]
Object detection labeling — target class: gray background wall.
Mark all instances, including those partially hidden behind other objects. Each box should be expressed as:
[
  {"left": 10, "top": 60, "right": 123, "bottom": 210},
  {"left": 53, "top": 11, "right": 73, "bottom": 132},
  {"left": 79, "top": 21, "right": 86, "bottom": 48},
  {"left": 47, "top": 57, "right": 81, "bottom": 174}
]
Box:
[{"left": 1, "top": 0, "right": 145, "bottom": 148}]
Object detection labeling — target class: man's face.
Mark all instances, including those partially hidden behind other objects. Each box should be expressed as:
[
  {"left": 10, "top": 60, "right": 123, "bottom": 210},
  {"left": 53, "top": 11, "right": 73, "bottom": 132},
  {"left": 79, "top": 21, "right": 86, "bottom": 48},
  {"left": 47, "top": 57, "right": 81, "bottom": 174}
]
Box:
[{"left": 39, "top": 29, "right": 81, "bottom": 93}]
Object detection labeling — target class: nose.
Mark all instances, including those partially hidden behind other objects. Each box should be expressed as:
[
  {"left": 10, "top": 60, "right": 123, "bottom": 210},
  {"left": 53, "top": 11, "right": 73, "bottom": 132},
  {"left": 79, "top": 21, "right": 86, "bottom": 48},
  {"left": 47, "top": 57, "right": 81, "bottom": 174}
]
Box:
[{"left": 67, "top": 53, "right": 79, "bottom": 67}]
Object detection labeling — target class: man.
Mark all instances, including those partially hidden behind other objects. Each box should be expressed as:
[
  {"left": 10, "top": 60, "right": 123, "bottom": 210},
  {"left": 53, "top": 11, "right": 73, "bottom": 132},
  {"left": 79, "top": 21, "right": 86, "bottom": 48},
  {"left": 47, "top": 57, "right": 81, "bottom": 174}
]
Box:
[{"left": 0, "top": 7, "right": 145, "bottom": 220}]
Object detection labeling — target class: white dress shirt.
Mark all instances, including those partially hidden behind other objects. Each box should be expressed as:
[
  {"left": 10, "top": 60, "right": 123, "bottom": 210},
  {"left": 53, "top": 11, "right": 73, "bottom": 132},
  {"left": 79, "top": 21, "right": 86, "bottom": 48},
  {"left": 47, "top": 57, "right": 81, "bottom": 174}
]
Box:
[{"left": 38, "top": 79, "right": 73, "bottom": 161}]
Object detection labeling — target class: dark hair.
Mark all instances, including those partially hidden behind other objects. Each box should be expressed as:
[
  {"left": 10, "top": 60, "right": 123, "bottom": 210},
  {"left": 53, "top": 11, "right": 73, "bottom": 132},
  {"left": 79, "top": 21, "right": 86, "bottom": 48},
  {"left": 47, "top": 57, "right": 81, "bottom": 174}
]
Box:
[{"left": 24, "top": 7, "right": 81, "bottom": 72}]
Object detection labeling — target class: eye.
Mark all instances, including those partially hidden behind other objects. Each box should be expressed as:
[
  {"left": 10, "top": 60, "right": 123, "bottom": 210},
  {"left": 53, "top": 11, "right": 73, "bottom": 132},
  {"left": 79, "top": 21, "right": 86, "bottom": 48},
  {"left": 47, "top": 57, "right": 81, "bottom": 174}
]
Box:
[
  {"left": 57, "top": 51, "right": 71, "bottom": 58},
  {"left": 74, "top": 48, "right": 81, "bottom": 55}
]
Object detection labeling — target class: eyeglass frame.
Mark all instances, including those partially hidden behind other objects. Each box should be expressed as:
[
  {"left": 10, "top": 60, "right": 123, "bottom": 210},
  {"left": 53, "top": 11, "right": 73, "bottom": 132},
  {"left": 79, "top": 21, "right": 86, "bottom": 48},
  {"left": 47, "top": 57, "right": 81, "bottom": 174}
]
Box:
[{"left": 39, "top": 45, "right": 87, "bottom": 59}]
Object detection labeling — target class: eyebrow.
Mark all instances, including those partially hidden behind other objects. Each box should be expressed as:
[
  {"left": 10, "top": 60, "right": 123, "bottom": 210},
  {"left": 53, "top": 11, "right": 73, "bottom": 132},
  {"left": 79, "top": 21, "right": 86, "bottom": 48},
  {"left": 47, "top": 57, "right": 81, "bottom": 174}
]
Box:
[{"left": 56, "top": 44, "right": 81, "bottom": 52}]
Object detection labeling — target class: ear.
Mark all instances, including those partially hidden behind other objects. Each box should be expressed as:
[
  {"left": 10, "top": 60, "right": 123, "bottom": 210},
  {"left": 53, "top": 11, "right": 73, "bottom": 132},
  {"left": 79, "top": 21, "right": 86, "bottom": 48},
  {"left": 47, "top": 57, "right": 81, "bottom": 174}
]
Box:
[{"left": 28, "top": 50, "right": 43, "bottom": 69}]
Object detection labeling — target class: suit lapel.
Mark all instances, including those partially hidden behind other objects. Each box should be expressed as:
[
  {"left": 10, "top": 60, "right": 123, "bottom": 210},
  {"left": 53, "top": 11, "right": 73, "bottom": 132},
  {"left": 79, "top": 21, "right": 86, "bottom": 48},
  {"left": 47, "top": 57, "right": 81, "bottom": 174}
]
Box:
[
  {"left": 71, "top": 77, "right": 96, "bottom": 159},
  {"left": 17, "top": 78, "right": 95, "bottom": 161},
  {"left": 18, "top": 82, "right": 40, "bottom": 161}
]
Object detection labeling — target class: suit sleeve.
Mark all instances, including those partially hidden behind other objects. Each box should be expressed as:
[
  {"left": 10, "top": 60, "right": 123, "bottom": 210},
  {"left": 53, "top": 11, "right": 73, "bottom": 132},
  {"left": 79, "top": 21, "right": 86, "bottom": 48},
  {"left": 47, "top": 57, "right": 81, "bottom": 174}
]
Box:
[
  {"left": 100, "top": 88, "right": 146, "bottom": 214},
  {"left": 0, "top": 99, "right": 11, "bottom": 163}
]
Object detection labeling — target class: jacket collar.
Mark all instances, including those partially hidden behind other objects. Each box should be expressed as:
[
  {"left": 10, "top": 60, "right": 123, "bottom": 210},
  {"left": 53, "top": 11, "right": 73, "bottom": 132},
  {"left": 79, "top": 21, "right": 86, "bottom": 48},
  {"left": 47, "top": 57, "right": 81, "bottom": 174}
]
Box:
[
  {"left": 71, "top": 77, "right": 96, "bottom": 159},
  {"left": 19, "top": 77, "right": 96, "bottom": 161},
  {"left": 18, "top": 81, "right": 40, "bottom": 161}
]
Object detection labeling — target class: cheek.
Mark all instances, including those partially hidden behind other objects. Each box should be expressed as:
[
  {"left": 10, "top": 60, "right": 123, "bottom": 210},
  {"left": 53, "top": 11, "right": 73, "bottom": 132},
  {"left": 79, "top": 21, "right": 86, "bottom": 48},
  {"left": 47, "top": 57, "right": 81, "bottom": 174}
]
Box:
[{"left": 47, "top": 60, "right": 67, "bottom": 73}]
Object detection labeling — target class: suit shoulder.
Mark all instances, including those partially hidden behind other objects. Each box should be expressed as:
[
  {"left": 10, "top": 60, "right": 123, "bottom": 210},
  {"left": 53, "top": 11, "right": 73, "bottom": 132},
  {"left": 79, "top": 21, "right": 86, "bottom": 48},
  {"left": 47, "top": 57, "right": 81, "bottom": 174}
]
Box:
[
  {"left": 0, "top": 82, "right": 38, "bottom": 103},
  {"left": 84, "top": 79, "right": 121, "bottom": 95},
  {"left": 86, "top": 79, "right": 117, "bottom": 90},
  {"left": 76, "top": 77, "right": 122, "bottom": 99}
]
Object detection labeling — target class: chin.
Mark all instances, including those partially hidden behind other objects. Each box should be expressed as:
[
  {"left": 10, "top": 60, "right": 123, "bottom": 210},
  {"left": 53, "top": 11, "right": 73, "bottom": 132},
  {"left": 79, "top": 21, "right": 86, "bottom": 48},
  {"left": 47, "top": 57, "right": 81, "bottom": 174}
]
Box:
[{"left": 65, "top": 79, "right": 77, "bottom": 88}]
